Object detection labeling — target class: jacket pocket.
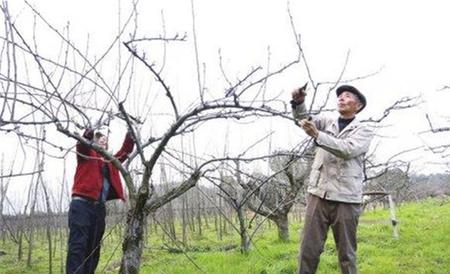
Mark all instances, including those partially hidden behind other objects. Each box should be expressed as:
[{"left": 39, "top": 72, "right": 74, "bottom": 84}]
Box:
[
  {"left": 340, "top": 166, "right": 362, "bottom": 178},
  {"left": 339, "top": 171, "right": 363, "bottom": 195}
]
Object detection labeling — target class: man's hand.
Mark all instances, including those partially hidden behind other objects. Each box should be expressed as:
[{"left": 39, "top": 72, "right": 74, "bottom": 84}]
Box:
[
  {"left": 83, "top": 128, "right": 95, "bottom": 140},
  {"left": 291, "top": 83, "right": 308, "bottom": 103},
  {"left": 299, "top": 119, "right": 319, "bottom": 139}
]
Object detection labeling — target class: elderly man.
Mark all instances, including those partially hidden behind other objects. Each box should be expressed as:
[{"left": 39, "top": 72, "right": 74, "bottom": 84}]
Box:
[{"left": 291, "top": 85, "right": 374, "bottom": 274}]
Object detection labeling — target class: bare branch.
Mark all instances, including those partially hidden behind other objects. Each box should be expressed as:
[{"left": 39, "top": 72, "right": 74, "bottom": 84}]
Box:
[
  {"left": 363, "top": 95, "right": 422, "bottom": 123},
  {"left": 123, "top": 41, "right": 180, "bottom": 119},
  {"left": 118, "top": 102, "right": 145, "bottom": 163},
  {"left": 225, "top": 67, "right": 262, "bottom": 98},
  {"left": 424, "top": 113, "right": 450, "bottom": 133},
  {"left": 0, "top": 169, "right": 43, "bottom": 179},
  {"left": 190, "top": 0, "right": 203, "bottom": 103}
]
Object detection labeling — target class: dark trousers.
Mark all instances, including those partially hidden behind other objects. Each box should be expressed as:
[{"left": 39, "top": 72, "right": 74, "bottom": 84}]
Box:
[
  {"left": 298, "top": 195, "right": 362, "bottom": 274},
  {"left": 66, "top": 199, "right": 106, "bottom": 274}
]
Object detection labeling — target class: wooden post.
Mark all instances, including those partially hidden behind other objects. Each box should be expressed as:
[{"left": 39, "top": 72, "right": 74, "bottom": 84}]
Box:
[{"left": 387, "top": 194, "right": 399, "bottom": 239}]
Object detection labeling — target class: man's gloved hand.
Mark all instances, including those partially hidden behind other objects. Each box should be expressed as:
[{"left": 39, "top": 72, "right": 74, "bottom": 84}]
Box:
[
  {"left": 82, "top": 128, "right": 94, "bottom": 140},
  {"left": 291, "top": 83, "right": 308, "bottom": 108}
]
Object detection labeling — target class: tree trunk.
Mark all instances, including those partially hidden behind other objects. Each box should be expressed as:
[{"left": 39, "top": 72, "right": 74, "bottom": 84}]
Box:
[
  {"left": 17, "top": 231, "right": 23, "bottom": 261},
  {"left": 119, "top": 205, "right": 148, "bottom": 274},
  {"left": 274, "top": 214, "right": 290, "bottom": 241},
  {"left": 165, "top": 203, "right": 176, "bottom": 240},
  {"left": 202, "top": 201, "right": 209, "bottom": 229},
  {"left": 59, "top": 225, "right": 64, "bottom": 274},
  {"left": 196, "top": 206, "right": 202, "bottom": 237},
  {"left": 237, "top": 208, "right": 250, "bottom": 253},
  {"left": 196, "top": 190, "right": 202, "bottom": 237},
  {"left": 217, "top": 196, "right": 222, "bottom": 240},
  {"left": 26, "top": 225, "right": 34, "bottom": 267},
  {"left": 46, "top": 220, "right": 53, "bottom": 274},
  {"left": 189, "top": 206, "right": 196, "bottom": 232},
  {"left": 40, "top": 185, "right": 53, "bottom": 273},
  {"left": 182, "top": 196, "right": 188, "bottom": 245},
  {"left": 223, "top": 206, "right": 228, "bottom": 235}
]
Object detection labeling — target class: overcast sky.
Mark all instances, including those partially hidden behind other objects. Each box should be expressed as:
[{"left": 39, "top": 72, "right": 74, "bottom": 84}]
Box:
[{"left": 2, "top": 0, "right": 450, "bottom": 212}]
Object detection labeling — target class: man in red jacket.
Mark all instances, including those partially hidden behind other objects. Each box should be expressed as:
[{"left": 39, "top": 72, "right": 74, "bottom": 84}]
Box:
[{"left": 66, "top": 128, "right": 134, "bottom": 274}]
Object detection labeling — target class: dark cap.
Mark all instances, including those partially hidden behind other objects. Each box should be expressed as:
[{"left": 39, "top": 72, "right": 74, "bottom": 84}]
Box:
[{"left": 336, "top": 85, "right": 366, "bottom": 113}]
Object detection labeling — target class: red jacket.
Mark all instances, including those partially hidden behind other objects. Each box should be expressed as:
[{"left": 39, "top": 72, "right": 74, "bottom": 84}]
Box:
[{"left": 72, "top": 129, "right": 135, "bottom": 201}]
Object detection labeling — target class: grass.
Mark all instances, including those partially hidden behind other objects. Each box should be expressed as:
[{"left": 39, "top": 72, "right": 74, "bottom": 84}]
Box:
[{"left": 0, "top": 198, "right": 449, "bottom": 273}]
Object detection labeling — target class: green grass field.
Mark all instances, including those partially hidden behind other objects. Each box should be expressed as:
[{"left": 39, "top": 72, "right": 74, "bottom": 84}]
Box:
[{"left": 1, "top": 198, "right": 449, "bottom": 273}]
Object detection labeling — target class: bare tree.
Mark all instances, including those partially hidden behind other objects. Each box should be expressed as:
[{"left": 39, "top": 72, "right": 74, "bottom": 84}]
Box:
[
  {"left": 244, "top": 148, "right": 312, "bottom": 241},
  {"left": 217, "top": 162, "right": 252, "bottom": 253},
  {"left": 365, "top": 165, "right": 412, "bottom": 204}
]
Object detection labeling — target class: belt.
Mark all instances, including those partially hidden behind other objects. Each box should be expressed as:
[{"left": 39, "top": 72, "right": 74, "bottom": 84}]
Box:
[{"left": 72, "top": 195, "right": 104, "bottom": 205}]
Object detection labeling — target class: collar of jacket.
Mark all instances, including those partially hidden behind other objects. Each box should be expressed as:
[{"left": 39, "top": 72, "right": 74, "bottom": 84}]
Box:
[{"left": 332, "top": 117, "right": 362, "bottom": 138}]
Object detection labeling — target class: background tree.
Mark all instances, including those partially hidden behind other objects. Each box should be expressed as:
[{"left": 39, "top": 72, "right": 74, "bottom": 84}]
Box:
[{"left": 244, "top": 147, "right": 312, "bottom": 241}]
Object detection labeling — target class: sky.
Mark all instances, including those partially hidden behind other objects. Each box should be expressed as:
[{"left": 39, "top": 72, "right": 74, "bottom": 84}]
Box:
[{"left": 1, "top": 0, "right": 450, "bottom": 212}]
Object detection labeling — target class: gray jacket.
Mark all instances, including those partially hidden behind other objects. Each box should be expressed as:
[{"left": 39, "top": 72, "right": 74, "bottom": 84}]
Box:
[{"left": 293, "top": 103, "right": 374, "bottom": 203}]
